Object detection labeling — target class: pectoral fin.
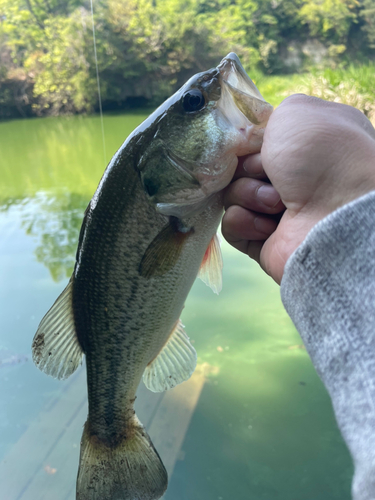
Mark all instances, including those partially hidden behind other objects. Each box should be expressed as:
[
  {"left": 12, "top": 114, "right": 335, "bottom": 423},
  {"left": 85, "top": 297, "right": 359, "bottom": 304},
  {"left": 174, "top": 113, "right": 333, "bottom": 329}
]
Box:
[
  {"left": 143, "top": 319, "right": 197, "bottom": 392},
  {"left": 31, "top": 280, "right": 83, "bottom": 380},
  {"left": 198, "top": 233, "right": 223, "bottom": 294},
  {"left": 139, "top": 218, "right": 194, "bottom": 278}
]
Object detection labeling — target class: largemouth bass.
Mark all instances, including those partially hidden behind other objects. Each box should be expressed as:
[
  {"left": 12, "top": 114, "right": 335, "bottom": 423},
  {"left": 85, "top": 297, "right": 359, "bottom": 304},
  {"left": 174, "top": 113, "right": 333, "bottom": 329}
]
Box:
[{"left": 31, "top": 53, "right": 272, "bottom": 500}]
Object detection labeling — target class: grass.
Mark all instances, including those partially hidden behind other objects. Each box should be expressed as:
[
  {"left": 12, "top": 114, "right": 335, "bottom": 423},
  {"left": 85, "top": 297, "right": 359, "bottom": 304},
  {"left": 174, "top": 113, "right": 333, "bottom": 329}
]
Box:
[
  {"left": 252, "top": 71, "right": 305, "bottom": 107},
  {"left": 253, "top": 63, "right": 375, "bottom": 123}
]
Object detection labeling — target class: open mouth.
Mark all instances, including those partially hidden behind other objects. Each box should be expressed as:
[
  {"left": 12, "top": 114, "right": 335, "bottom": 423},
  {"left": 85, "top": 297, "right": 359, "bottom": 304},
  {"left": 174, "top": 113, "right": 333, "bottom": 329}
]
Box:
[
  {"left": 217, "top": 53, "right": 273, "bottom": 126},
  {"left": 154, "top": 54, "right": 273, "bottom": 218}
]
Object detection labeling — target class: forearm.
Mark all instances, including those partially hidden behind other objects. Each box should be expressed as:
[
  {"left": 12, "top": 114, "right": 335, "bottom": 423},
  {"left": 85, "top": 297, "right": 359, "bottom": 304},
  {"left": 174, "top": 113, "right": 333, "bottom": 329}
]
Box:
[{"left": 281, "top": 191, "right": 375, "bottom": 500}]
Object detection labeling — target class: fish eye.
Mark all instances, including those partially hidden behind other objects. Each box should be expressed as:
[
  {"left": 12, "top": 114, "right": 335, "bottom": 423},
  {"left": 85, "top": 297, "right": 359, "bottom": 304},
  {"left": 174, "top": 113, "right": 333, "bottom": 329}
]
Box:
[{"left": 182, "top": 89, "right": 206, "bottom": 113}]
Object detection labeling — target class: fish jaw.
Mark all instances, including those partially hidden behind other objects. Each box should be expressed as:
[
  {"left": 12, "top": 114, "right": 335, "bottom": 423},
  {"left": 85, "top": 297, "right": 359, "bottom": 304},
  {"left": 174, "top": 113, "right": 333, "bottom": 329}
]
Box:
[
  {"left": 192, "top": 54, "right": 273, "bottom": 197},
  {"left": 218, "top": 52, "right": 273, "bottom": 152},
  {"left": 217, "top": 52, "right": 273, "bottom": 154},
  {"left": 217, "top": 52, "right": 273, "bottom": 151},
  {"left": 137, "top": 53, "right": 273, "bottom": 219},
  {"left": 218, "top": 53, "right": 270, "bottom": 115}
]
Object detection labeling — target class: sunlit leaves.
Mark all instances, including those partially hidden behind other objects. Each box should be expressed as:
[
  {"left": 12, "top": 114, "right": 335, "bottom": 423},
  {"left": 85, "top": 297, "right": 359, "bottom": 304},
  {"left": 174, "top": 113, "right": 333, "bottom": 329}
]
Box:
[
  {"left": 299, "top": 0, "right": 357, "bottom": 40},
  {"left": 0, "top": 0, "right": 374, "bottom": 117},
  {"left": 23, "top": 9, "right": 97, "bottom": 115},
  {"left": 361, "top": 0, "right": 375, "bottom": 49}
]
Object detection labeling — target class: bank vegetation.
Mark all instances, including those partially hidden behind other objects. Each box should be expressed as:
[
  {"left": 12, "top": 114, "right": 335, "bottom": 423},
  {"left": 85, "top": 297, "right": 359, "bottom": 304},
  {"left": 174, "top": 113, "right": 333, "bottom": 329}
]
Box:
[{"left": 0, "top": 0, "right": 374, "bottom": 119}]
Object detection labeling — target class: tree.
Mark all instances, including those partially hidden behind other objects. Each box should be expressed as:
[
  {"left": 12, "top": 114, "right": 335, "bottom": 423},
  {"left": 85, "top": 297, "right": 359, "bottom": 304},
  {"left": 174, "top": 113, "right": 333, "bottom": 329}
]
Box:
[
  {"left": 25, "top": 8, "right": 98, "bottom": 115},
  {"left": 361, "top": 0, "right": 375, "bottom": 49}
]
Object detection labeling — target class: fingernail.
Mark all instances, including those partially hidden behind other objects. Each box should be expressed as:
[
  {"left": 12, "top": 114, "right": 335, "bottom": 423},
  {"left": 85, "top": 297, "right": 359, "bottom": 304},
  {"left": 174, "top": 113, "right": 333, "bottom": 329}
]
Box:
[{"left": 257, "top": 185, "right": 280, "bottom": 208}]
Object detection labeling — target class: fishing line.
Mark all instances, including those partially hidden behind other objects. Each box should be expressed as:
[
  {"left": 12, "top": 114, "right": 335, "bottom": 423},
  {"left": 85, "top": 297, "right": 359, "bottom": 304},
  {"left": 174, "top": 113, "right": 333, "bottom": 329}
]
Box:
[{"left": 90, "top": 0, "right": 107, "bottom": 166}]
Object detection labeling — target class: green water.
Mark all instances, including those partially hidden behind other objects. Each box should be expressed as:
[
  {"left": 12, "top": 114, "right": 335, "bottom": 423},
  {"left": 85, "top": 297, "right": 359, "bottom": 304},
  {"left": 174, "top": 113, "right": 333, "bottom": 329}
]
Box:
[{"left": 0, "top": 113, "right": 353, "bottom": 499}]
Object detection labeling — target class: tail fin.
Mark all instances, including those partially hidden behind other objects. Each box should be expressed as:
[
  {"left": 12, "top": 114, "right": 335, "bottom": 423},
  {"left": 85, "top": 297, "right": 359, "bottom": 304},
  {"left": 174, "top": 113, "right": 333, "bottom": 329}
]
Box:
[{"left": 76, "top": 416, "right": 168, "bottom": 500}]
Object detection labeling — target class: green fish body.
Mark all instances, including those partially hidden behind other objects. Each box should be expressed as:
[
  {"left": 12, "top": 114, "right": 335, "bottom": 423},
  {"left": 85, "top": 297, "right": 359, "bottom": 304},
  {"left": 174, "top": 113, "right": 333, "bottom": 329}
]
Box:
[{"left": 32, "top": 53, "right": 273, "bottom": 500}]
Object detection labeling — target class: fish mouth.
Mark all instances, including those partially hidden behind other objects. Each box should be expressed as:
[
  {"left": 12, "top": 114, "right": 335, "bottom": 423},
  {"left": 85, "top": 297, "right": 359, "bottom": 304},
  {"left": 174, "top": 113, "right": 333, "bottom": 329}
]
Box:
[
  {"left": 217, "top": 52, "right": 272, "bottom": 128},
  {"left": 156, "top": 54, "right": 273, "bottom": 218}
]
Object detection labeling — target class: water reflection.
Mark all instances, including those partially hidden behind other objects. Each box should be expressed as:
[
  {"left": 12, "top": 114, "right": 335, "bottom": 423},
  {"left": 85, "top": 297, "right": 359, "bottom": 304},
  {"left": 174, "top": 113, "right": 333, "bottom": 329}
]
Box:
[
  {"left": 20, "top": 191, "right": 88, "bottom": 282},
  {"left": 0, "top": 113, "right": 147, "bottom": 203},
  {"left": 0, "top": 113, "right": 354, "bottom": 500},
  {"left": 0, "top": 113, "right": 148, "bottom": 283}
]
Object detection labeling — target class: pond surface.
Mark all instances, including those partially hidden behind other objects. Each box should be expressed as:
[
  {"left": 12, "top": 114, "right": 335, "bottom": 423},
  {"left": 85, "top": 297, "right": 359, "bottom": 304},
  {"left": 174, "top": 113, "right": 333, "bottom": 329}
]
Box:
[{"left": 0, "top": 113, "right": 353, "bottom": 499}]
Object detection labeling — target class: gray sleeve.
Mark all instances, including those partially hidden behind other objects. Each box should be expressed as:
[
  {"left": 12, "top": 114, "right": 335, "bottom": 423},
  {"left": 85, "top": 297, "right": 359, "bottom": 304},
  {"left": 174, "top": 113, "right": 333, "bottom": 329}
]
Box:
[{"left": 281, "top": 191, "right": 375, "bottom": 500}]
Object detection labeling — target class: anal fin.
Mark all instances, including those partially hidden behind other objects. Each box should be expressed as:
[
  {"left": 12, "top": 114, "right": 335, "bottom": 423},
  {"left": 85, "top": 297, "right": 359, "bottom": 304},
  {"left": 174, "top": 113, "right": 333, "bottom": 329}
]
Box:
[
  {"left": 31, "top": 280, "right": 83, "bottom": 380},
  {"left": 143, "top": 320, "right": 197, "bottom": 392},
  {"left": 198, "top": 233, "right": 223, "bottom": 294}
]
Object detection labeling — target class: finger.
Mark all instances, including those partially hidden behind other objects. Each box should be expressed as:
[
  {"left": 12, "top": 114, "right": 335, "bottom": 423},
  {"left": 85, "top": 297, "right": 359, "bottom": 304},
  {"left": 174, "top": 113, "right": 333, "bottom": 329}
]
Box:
[
  {"left": 222, "top": 205, "right": 278, "bottom": 254},
  {"left": 247, "top": 241, "right": 264, "bottom": 265},
  {"left": 224, "top": 177, "right": 284, "bottom": 214},
  {"left": 233, "top": 153, "right": 268, "bottom": 181}
]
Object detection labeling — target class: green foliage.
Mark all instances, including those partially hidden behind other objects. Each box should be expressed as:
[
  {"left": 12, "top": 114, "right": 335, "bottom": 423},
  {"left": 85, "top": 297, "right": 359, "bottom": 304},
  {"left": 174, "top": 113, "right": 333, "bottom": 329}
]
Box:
[
  {"left": 25, "top": 9, "right": 98, "bottom": 115},
  {"left": 252, "top": 62, "right": 375, "bottom": 119},
  {"left": 0, "top": 0, "right": 374, "bottom": 118},
  {"left": 361, "top": 0, "right": 375, "bottom": 49},
  {"left": 295, "top": 63, "right": 375, "bottom": 123},
  {"left": 254, "top": 71, "right": 305, "bottom": 106},
  {"left": 99, "top": 0, "right": 225, "bottom": 103},
  {"left": 22, "top": 192, "right": 88, "bottom": 281},
  {"left": 199, "top": 0, "right": 260, "bottom": 68},
  {"left": 249, "top": 0, "right": 304, "bottom": 71},
  {"left": 0, "top": 0, "right": 96, "bottom": 116},
  {"left": 299, "top": 0, "right": 356, "bottom": 40}
]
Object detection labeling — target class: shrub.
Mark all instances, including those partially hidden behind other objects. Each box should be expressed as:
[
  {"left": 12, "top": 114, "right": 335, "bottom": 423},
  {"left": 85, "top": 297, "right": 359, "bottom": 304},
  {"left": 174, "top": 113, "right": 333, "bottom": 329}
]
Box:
[{"left": 296, "top": 64, "right": 375, "bottom": 123}]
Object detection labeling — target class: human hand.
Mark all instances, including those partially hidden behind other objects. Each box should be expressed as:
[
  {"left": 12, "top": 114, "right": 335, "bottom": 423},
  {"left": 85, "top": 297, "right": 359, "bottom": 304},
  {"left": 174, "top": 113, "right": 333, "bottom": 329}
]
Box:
[{"left": 222, "top": 94, "right": 375, "bottom": 284}]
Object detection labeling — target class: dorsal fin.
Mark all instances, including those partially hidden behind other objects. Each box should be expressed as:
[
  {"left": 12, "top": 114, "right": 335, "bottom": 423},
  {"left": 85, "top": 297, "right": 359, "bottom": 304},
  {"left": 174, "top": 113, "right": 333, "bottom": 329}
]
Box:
[
  {"left": 31, "top": 280, "right": 83, "bottom": 380},
  {"left": 198, "top": 233, "right": 223, "bottom": 294},
  {"left": 143, "top": 319, "right": 197, "bottom": 392}
]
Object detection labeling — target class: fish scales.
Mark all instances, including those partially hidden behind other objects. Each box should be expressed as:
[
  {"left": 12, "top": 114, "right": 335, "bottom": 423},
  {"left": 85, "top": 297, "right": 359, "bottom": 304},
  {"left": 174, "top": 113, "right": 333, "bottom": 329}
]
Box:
[
  {"left": 74, "top": 161, "right": 222, "bottom": 443},
  {"left": 31, "top": 53, "right": 273, "bottom": 500}
]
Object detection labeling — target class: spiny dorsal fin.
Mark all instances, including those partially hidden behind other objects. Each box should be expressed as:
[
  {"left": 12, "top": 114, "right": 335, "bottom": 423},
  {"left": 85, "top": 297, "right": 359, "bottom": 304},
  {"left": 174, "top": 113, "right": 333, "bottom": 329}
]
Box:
[
  {"left": 31, "top": 280, "right": 83, "bottom": 380},
  {"left": 198, "top": 233, "right": 223, "bottom": 294},
  {"left": 143, "top": 320, "right": 197, "bottom": 393},
  {"left": 139, "top": 217, "right": 194, "bottom": 278}
]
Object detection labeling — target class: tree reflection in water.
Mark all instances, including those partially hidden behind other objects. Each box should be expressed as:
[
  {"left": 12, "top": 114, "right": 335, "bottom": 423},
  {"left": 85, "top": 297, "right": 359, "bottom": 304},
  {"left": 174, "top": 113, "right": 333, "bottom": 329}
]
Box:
[{"left": 19, "top": 191, "right": 89, "bottom": 282}]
